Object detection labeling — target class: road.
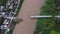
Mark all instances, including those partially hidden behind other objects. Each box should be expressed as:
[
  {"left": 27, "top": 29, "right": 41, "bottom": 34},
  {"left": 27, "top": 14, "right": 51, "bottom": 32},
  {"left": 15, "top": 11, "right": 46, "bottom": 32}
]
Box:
[{"left": 13, "top": 0, "right": 45, "bottom": 34}]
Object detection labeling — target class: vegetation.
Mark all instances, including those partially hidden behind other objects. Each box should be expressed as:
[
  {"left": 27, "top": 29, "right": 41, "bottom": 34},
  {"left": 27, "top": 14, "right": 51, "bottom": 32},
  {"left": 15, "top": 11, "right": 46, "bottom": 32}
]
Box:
[
  {"left": 41, "top": 0, "right": 57, "bottom": 15},
  {"left": 0, "top": 17, "right": 3, "bottom": 24},
  {"left": 34, "top": 0, "right": 60, "bottom": 34},
  {"left": 0, "top": 29, "right": 2, "bottom": 34},
  {"left": 55, "top": 0, "right": 60, "bottom": 6},
  {"left": 0, "top": 0, "right": 7, "bottom": 6}
]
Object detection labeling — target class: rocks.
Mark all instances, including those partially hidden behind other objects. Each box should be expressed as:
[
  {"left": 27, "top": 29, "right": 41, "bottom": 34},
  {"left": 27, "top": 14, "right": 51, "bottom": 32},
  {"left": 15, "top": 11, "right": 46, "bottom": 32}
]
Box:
[{"left": 14, "top": 18, "right": 23, "bottom": 24}]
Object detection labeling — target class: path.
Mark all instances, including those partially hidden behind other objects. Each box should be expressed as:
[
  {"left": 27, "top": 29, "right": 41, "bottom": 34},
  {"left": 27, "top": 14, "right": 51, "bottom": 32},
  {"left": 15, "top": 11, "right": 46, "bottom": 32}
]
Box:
[{"left": 13, "top": 0, "right": 45, "bottom": 34}]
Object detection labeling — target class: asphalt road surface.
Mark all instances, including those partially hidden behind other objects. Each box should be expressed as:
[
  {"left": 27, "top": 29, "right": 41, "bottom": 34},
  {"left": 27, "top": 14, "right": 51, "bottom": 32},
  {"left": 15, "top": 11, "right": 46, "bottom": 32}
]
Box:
[{"left": 13, "top": 0, "right": 45, "bottom": 34}]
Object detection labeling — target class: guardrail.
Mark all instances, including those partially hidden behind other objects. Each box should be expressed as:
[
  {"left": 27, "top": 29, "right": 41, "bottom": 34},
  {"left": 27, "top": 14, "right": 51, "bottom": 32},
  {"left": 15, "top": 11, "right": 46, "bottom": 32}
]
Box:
[{"left": 30, "top": 16, "right": 60, "bottom": 18}]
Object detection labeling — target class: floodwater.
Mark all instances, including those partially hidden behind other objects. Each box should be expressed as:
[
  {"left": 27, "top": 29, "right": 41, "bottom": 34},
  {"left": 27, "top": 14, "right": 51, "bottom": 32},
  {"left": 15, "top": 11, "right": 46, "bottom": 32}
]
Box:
[{"left": 13, "top": 0, "right": 45, "bottom": 34}]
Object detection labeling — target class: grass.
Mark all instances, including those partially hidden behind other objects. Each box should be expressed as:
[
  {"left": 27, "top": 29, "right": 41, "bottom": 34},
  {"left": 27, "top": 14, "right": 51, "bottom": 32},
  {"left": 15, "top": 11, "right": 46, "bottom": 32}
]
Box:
[
  {"left": 34, "top": 0, "right": 60, "bottom": 34},
  {"left": 41, "top": 0, "right": 57, "bottom": 15}
]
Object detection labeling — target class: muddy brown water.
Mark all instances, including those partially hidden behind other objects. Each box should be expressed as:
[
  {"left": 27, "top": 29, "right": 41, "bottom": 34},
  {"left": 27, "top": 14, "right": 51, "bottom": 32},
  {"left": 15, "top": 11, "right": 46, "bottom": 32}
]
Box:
[{"left": 13, "top": 0, "right": 45, "bottom": 34}]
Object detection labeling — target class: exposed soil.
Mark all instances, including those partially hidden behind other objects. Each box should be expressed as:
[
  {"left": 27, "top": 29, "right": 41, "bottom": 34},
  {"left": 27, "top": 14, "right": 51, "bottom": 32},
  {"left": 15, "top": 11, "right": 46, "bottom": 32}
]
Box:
[{"left": 13, "top": 0, "right": 45, "bottom": 34}]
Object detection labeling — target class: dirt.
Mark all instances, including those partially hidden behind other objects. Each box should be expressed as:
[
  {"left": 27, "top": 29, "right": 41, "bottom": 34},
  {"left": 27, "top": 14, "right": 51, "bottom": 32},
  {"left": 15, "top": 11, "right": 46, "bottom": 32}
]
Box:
[{"left": 13, "top": 0, "right": 45, "bottom": 34}]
